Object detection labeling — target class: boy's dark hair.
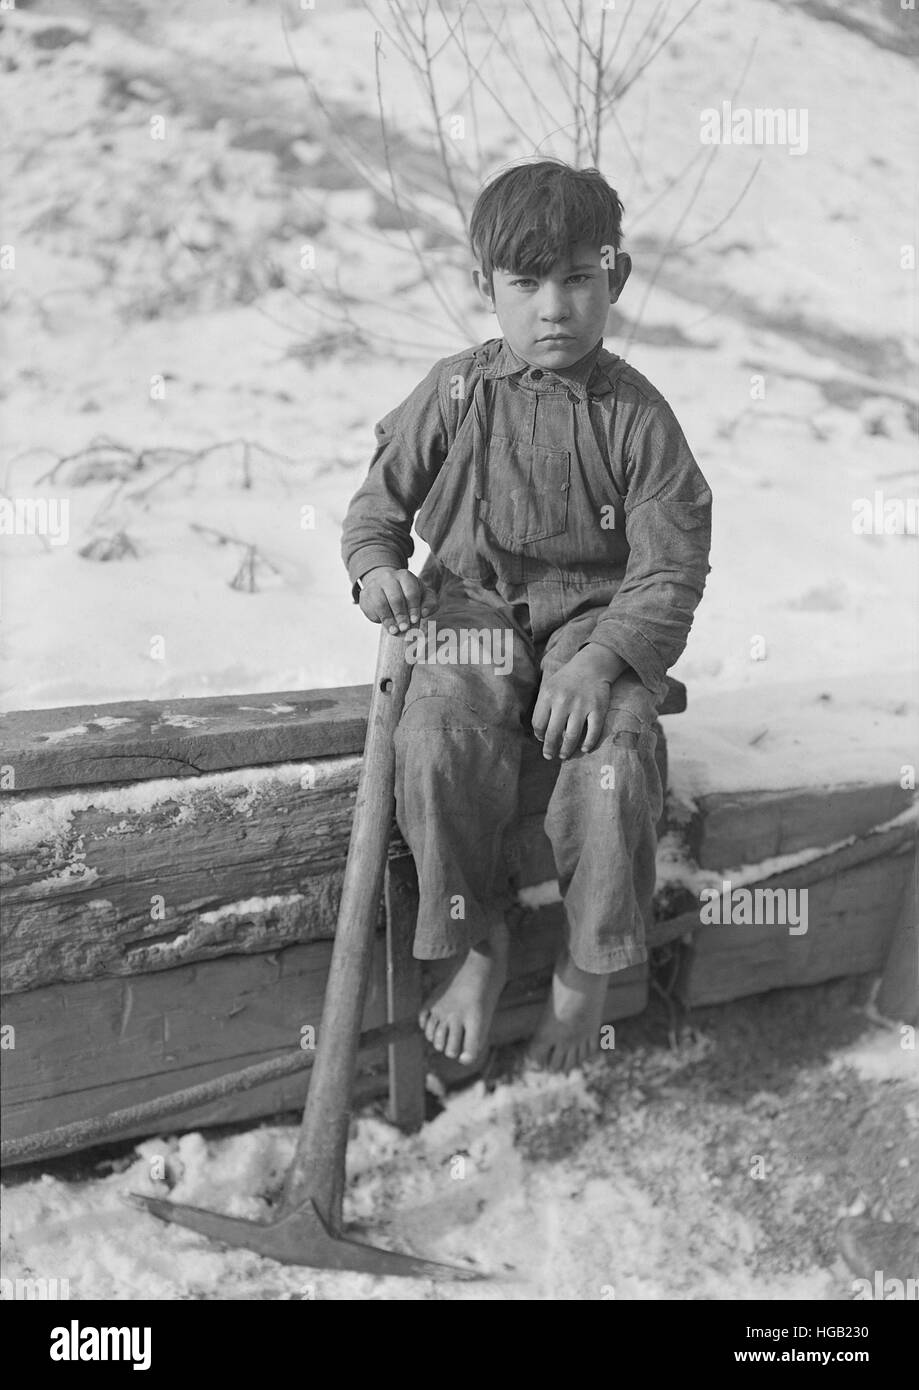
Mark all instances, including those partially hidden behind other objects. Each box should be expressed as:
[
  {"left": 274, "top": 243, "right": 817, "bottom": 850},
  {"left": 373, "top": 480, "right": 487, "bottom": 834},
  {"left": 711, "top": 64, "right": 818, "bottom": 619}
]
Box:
[{"left": 469, "top": 160, "right": 624, "bottom": 283}]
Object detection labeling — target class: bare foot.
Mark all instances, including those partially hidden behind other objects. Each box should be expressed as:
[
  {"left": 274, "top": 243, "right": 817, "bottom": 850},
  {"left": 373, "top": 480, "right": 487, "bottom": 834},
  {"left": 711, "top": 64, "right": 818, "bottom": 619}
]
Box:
[
  {"left": 526, "top": 948, "right": 610, "bottom": 1072},
  {"left": 418, "top": 919, "right": 509, "bottom": 1065}
]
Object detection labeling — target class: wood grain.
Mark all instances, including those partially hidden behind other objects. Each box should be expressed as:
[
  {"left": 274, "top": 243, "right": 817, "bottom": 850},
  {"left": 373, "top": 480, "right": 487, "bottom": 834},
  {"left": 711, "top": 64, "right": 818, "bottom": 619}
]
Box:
[
  {"left": 0, "top": 677, "right": 688, "bottom": 793},
  {"left": 690, "top": 783, "right": 913, "bottom": 870},
  {"left": 676, "top": 823, "right": 916, "bottom": 1006}
]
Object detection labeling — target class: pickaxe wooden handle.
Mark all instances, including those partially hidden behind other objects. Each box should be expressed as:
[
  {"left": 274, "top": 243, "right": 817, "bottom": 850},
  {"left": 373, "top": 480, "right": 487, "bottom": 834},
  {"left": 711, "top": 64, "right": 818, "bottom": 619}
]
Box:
[{"left": 279, "top": 627, "right": 414, "bottom": 1226}]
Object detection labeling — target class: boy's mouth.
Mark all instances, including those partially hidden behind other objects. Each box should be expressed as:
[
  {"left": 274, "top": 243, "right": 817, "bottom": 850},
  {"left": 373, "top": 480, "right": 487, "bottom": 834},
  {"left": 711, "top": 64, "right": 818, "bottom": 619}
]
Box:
[{"left": 536, "top": 333, "right": 575, "bottom": 343}]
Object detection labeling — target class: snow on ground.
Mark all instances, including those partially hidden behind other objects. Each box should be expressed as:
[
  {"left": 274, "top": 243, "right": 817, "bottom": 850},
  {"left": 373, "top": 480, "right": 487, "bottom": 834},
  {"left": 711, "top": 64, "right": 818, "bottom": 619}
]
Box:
[{"left": 2, "top": 983, "right": 916, "bottom": 1301}]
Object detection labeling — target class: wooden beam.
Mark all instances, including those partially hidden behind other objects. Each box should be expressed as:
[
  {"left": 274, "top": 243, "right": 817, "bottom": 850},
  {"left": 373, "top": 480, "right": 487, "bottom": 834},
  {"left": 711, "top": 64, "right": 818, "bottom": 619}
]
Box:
[
  {"left": 876, "top": 869, "right": 918, "bottom": 1025},
  {"left": 0, "top": 727, "right": 668, "bottom": 994},
  {"left": 1, "top": 938, "right": 392, "bottom": 1160},
  {"left": 676, "top": 823, "right": 916, "bottom": 1006},
  {"left": 1, "top": 902, "right": 645, "bottom": 1165},
  {"left": 0, "top": 688, "right": 372, "bottom": 793},
  {"left": 0, "top": 678, "right": 688, "bottom": 794},
  {"left": 690, "top": 783, "right": 914, "bottom": 870},
  {"left": 0, "top": 761, "right": 374, "bottom": 994}
]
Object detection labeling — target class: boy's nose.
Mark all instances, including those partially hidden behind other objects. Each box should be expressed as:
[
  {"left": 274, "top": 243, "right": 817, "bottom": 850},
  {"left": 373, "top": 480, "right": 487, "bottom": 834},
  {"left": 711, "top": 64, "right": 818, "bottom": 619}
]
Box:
[{"left": 538, "top": 290, "right": 570, "bottom": 321}]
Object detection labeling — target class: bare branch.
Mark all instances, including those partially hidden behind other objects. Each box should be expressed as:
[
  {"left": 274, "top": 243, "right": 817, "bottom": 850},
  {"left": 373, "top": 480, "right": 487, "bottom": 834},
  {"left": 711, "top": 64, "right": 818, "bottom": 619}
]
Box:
[
  {"left": 673, "top": 158, "right": 762, "bottom": 255},
  {"left": 604, "top": 0, "right": 702, "bottom": 109},
  {"left": 371, "top": 30, "right": 471, "bottom": 337},
  {"left": 623, "top": 36, "right": 758, "bottom": 354},
  {"left": 464, "top": 2, "right": 569, "bottom": 148}
]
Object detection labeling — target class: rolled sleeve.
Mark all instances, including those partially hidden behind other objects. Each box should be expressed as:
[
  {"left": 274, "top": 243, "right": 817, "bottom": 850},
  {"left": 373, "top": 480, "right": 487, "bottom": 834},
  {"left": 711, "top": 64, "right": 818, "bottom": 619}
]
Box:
[
  {"left": 587, "top": 400, "right": 712, "bottom": 699},
  {"left": 341, "top": 362, "right": 449, "bottom": 590}
]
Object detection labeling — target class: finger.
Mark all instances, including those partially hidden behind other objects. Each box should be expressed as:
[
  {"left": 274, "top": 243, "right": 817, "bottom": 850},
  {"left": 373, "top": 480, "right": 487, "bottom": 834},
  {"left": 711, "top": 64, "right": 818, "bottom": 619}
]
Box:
[
  {"left": 400, "top": 575, "right": 425, "bottom": 627},
  {"left": 531, "top": 690, "right": 551, "bottom": 742},
  {"left": 382, "top": 579, "right": 411, "bottom": 632},
  {"left": 559, "top": 710, "right": 588, "bottom": 761},
  {"left": 360, "top": 579, "right": 399, "bottom": 629},
  {"left": 581, "top": 707, "right": 606, "bottom": 754},
  {"left": 419, "top": 583, "right": 439, "bottom": 619},
  {"left": 541, "top": 706, "right": 569, "bottom": 760},
  {"left": 376, "top": 599, "right": 400, "bottom": 634}
]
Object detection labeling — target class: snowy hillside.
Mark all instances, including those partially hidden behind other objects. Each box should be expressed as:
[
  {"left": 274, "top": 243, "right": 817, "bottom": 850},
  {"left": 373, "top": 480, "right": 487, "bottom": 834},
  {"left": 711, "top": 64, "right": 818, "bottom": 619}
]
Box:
[{"left": 1, "top": 0, "right": 916, "bottom": 800}]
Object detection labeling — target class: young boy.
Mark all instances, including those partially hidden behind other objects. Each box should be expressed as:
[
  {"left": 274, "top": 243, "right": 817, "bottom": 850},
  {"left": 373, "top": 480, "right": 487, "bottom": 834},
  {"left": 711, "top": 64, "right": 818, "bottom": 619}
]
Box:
[{"left": 341, "top": 160, "right": 712, "bottom": 1073}]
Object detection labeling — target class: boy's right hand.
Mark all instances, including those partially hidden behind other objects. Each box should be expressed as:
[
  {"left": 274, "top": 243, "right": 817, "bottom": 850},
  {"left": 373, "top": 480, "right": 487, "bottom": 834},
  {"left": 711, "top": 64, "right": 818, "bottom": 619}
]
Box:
[{"left": 358, "top": 567, "right": 436, "bottom": 633}]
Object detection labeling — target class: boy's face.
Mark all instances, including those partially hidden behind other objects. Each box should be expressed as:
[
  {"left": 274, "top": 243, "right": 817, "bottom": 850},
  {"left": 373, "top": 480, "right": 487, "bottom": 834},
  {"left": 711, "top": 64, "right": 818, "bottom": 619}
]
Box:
[{"left": 472, "top": 241, "right": 631, "bottom": 370}]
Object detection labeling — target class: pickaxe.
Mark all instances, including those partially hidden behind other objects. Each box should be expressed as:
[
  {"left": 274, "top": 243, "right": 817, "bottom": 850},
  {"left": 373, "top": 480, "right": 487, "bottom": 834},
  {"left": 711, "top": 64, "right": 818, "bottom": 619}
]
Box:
[{"left": 131, "top": 629, "right": 480, "bottom": 1280}]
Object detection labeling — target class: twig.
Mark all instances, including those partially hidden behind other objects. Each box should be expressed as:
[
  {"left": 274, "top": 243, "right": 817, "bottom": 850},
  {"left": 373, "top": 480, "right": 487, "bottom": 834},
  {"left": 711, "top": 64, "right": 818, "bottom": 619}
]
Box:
[
  {"left": 601, "top": 0, "right": 703, "bottom": 114},
  {"left": 372, "top": 30, "right": 471, "bottom": 338},
  {"left": 624, "top": 36, "right": 758, "bottom": 355},
  {"left": 673, "top": 158, "right": 762, "bottom": 255}
]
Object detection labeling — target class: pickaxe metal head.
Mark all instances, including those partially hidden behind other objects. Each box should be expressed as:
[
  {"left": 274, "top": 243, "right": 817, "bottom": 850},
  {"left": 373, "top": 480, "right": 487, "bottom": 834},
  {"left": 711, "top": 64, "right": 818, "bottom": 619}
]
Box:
[{"left": 127, "top": 1193, "right": 482, "bottom": 1281}]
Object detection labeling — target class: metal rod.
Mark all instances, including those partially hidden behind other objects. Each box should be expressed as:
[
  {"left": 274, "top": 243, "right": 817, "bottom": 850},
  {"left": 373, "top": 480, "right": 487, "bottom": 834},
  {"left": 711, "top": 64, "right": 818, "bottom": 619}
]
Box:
[{"left": 1, "top": 1018, "right": 419, "bottom": 1168}]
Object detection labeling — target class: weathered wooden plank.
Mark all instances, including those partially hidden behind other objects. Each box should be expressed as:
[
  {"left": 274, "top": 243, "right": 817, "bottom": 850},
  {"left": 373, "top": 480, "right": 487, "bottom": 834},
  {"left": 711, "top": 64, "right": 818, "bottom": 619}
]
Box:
[
  {"left": 690, "top": 783, "right": 913, "bottom": 870},
  {"left": 6, "top": 766, "right": 905, "bottom": 1000},
  {"left": 876, "top": 870, "right": 918, "bottom": 1025},
  {"left": 0, "top": 687, "right": 372, "bottom": 793},
  {"left": 0, "top": 759, "right": 374, "bottom": 994},
  {"left": 0, "top": 678, "right": 688, "bottom": 793},
  {"left": 1, "top": 938, "right": 391, "bottom": 1154},
  {"left": 0, "top": 729, "right": 667, "bottom": 993},
  {"left": 3, "top": 1064, "right": 389, "bottom": 1169},
  {"left": 654, "top": 819, "right": 918, "bottom": 950},
  {"left": 1, "top": 904, "right": 645, "bottom": 1163},
  {"left": 676, "top": 828, "right": 915, "bottom": 1006}
]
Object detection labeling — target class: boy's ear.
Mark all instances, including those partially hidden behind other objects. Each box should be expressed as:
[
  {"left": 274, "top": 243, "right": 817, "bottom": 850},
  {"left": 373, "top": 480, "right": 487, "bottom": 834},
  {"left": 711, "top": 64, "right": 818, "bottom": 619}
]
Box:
[
  {"left": 472, "top": 267, "right": 495, "bottom": 310},
  {"left": 608, "top": 252, "right": 632, "bottom": 305}
]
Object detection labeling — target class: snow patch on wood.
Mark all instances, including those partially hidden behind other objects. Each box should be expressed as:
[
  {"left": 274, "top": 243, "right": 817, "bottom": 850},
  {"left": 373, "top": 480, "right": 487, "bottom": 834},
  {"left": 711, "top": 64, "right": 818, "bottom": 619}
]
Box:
[
  {"left": 1, "top": 756, "right": 362, "bottom": 856},
  {"left": 129, "top": 893, "right": 309, "bottom": 965}
]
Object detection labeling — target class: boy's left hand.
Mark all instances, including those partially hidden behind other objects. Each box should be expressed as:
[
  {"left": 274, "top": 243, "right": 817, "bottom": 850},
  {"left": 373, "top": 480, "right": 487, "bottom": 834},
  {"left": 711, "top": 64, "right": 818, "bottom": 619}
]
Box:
[{"left": 532, "top": 646, "right": 626, "bottom": 760}]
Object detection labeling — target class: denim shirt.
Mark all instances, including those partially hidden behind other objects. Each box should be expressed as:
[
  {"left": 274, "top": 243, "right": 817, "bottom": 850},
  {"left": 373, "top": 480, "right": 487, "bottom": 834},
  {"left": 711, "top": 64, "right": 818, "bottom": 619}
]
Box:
[{"left": 341, "top": 337, "right": 712, "bottom": 699}]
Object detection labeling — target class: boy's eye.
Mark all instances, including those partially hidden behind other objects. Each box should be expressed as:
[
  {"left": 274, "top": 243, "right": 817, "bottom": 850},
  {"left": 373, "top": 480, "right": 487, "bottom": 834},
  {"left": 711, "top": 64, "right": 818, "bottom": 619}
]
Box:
[{"left": 507, "top": 273, "right": 592, "bottom": 288}]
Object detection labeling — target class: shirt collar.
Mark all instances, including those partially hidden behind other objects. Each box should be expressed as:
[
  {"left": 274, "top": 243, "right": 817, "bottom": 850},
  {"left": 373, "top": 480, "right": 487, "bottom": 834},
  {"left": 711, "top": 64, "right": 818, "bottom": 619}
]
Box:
[{"left": 482, "top": 338, "right": 614, "bottom": 400}]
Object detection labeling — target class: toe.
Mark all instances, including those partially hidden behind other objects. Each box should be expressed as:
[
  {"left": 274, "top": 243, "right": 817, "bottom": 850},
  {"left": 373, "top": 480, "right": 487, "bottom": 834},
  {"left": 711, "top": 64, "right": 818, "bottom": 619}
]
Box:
[
  {"left": 424, "top": 1013, "right": 439, "bottom": 1044},
  {"left": 460, "top": 1020, "right": 483, "bottom": 1065},
  {"left": 432, "top": 1019, "right": 448, "bottom": 1053},
  {"left": 444, "top": 1019, "right": 464, "bottom": 1060}
]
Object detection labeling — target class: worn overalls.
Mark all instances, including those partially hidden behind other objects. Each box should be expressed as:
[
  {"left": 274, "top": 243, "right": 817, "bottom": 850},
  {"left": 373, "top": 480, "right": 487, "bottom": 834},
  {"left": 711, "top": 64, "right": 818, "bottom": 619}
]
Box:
[{"left": 342, "top": 338, "right": 712, "bottom": 973}]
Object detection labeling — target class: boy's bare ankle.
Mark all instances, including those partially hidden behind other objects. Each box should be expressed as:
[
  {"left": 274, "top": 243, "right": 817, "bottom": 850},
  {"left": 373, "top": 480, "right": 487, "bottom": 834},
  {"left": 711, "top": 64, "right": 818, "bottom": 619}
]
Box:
[
  {"left": 527, "top": 948, "right": 611, "bottom": 1074},
  {"left": 476, "top": 915, "right": 510, "bottom": 955},
  {"left": 418, "top": 914, "right": 510, "bottom": 1066}
]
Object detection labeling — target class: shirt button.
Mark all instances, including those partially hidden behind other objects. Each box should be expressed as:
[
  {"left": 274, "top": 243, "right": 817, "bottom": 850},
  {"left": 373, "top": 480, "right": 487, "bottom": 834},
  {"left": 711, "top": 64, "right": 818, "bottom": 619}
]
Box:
[
  {"left": 529, "top": 369, "right": 543, "bottom": 381},
  {"left": 566, "top": 390, "right": 578, "bottom": 403}
]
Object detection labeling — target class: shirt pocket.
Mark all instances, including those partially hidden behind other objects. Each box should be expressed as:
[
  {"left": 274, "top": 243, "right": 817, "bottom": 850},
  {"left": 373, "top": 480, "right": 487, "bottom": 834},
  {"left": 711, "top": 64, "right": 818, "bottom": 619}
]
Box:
[{"left": 478, "top": 433, "right": 570, "bottom": 546}]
